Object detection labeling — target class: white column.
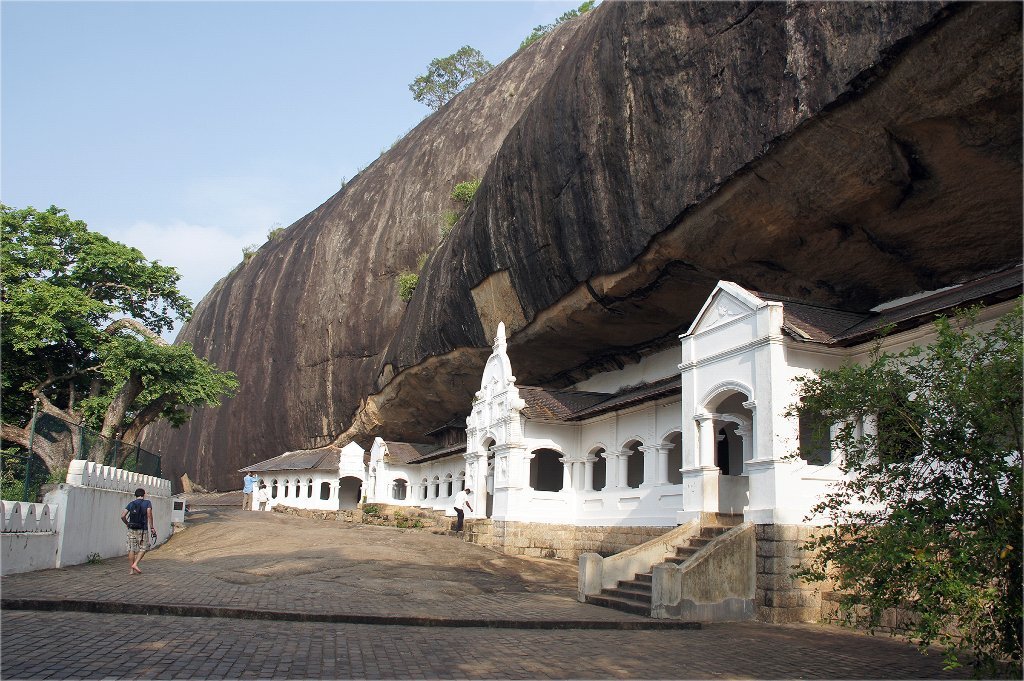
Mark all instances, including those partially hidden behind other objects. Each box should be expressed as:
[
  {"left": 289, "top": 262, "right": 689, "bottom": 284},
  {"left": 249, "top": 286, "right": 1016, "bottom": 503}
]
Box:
[
  {"left": 696, "top": 414, "right": 716, "bottom": 468},
  {"left": 640, "top": 445, "right": 656, "bottom": 488},
  {"left": 561, "top": 458, "right": 572, "bottom": 492},
  {"left": 584, "top": 458, "right": 595, "bottom": 491},
  {"left": 618, "top": 453, "right": 629, "bottom": 488}
]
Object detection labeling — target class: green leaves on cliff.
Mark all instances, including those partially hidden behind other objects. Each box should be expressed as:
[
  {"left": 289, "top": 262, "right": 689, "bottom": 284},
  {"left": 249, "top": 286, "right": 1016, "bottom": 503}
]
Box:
[
  {"left": 520, "top": 1, "right": 596, "bottom": 50},
  {"left": 409, "top": 46, "right": 493, "bottom": 111},
  {"left": 792, "top": 304, "right": 1023, "bottom": 676}
]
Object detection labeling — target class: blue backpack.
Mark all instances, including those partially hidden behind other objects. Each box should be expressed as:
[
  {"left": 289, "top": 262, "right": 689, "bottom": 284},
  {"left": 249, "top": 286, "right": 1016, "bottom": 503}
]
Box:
[{"left": 125, "top": 499, "right": 146, "bottom": 529}]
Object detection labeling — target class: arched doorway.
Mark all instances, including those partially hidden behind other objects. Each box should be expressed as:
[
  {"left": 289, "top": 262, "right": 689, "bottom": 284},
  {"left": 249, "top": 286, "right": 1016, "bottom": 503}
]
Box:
[
  {"left": 530, "top": 448, "right": 563, "bottom": 492},
  {"left": 338, "top": 476, "right": 362, "bottom": 510},
  {"left": 703, "top": 389, "right": 753, "bottom": 514},
  {"left": 624, "top": 440, "right": 644, "bottom": 489}
]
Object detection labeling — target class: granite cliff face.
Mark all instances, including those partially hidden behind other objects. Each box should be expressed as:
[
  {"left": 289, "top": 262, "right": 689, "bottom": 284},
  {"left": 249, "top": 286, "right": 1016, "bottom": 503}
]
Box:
[{"left": 143, "top": 2, "right": 1022, "bottom": 491}]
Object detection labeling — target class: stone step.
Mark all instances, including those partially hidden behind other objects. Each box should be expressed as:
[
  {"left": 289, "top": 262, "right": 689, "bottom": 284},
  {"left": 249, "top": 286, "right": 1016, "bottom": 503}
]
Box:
[
  {"left": 614, "top": 580, "right": 652, "bottom": 596},
  {"left": 604, "top": 586, "right": 652, "bottom": 605},
  {"left": 585, "top": 594, "right": 651, "bottom": 617},
  {"left": 633, "top": 572, "right": 653, "bottom": 584}
]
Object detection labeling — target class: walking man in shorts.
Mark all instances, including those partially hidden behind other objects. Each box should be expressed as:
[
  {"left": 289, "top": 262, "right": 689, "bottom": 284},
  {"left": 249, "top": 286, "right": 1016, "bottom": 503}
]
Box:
[{"left": 121, "top": 487, "right": 156, "bottom": 575}]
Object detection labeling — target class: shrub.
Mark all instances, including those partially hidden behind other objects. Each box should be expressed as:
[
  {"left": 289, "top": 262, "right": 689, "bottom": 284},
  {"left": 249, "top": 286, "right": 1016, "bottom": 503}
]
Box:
[
  {"left": 451, "top": 179, "right": 481, "bottom": 205},
  {"left": 397, "top": 272, "right": 419, "bottom": 301},
  {"left": 266, "top": 225, "right": 285, "bottom": 241},
  {"left": 362, "top": 504, "right": 381, "bottom": 516}
]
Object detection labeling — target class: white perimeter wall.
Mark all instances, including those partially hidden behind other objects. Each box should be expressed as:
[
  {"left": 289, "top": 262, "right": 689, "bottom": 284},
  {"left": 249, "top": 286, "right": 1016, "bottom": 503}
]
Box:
[{"left": 2, "top": 460, "right": 172, "bottom": 575}]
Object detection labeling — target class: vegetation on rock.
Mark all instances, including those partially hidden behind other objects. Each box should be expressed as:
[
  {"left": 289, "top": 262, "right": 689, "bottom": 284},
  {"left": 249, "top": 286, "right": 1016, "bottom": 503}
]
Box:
[
  {"left": 520, "top": 1, "right": 596, "bottom": 49},
  {"left": 792, "top": 304, "right": 1023, "bottom": 676},
  {"left": 0, "top": 205, "right": 238, "bottom": 472},
  {"left": 409, "top": 46, "right": 493, "bottom": 111}
]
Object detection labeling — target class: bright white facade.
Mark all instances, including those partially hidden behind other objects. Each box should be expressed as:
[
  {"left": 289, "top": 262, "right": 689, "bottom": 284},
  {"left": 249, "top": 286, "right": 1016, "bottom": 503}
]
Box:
[{"left": 248, "top": 269, "right": 1021, "bottom": 534}]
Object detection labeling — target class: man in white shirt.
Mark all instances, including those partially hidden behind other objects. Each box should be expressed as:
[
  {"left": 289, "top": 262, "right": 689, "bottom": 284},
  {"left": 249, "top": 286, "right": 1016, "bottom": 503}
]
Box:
[{"left": 452, "top": 488, "right": 473, "bottom": 532}]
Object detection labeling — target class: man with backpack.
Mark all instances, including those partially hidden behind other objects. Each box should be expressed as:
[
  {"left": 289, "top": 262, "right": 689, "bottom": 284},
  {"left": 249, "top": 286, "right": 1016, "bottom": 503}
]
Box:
[{"left": 121, "top": 487, "right": 156, "bottom": 575}]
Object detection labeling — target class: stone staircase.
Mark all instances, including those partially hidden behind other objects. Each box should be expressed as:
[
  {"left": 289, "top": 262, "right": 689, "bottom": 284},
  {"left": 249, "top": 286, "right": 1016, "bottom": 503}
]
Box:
[{"left": 585, "top": 514, "right": 744, "bottom": 617}]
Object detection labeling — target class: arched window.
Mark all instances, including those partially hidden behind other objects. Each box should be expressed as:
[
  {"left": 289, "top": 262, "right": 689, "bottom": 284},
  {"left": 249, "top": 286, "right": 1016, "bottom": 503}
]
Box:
[
  {"left": 590, "top": 448, "right": 606, "bottom": 491},
  {"left": 444, "top": 473, "right": 453, "bottom": 497},
  {"left": 271, "top": 479, "right": 279, "bottom": 499},
  {"left": 624, "top": 440, "right": 644, "bottom": 488},
  {"left": 431, "top": 475, "right": 440, "bottom": 498},
  {"left": 457, "top": 471, "right": 466, "bottom": 492},
  {"left": 421, "top": 478, "right": 429, "bottom": 500},
  {"left": 320, "top": 481, "right": 331, "bottom": 500},
  {"left": 283, "top": 480, "right": 290, "bottom": 498},
  {"left": 392, "top": 479, "right": 408, "bottom": 500},
  {"left": 529, "top": 449, "right": 563, "bottom": 492},
  {"left": 307, "top": 478, "right": 314, "bottom": 498},
  {"left": 664, "top": 432, "right": 683, "bottom": 484}
]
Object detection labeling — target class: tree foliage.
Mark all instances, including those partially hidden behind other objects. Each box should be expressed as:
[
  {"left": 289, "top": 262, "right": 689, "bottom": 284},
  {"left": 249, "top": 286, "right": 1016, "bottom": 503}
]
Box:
[
  {"left": 409, "top": 46, "right": 493, "bottom": 111},
  {"left": 793, "top": 304, "right": 1023, "bottom": 676},
  {"left": 520, "top": 1, "right": 596, "bottom": 50},
  {"left": 1, "top": 205, "right": 238, "bottom": 471}
]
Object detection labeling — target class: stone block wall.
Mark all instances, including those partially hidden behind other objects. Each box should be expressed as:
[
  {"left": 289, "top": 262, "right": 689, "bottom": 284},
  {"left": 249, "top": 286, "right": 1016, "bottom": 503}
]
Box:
[
  {"left": 755, "top": 524, "right": 829, "bottom": 623},
  {"left": 488, "top": 521, "right": 669, "bottom": 561}
]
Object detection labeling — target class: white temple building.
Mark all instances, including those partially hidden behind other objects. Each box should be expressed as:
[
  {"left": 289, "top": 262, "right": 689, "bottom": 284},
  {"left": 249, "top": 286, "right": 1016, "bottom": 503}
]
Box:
[{"left": 240, "top": 267, "right": 1020, "bottom": 622}]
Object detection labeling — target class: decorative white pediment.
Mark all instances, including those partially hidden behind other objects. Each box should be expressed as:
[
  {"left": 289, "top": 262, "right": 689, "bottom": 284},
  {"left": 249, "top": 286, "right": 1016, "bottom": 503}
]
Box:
[
  {"left": 470, "top": 321, "right": 525, "bottom": 449},
  {"left": 685, "top": 282, "right": 765, "bottom": 336},
  {"left": 339, "top": 441, "right": 366, "bottom": 478}
]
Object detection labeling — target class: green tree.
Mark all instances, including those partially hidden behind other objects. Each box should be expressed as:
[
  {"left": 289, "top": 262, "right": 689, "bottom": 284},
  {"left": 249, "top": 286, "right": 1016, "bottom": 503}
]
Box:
[
  {"left": 792, "top": 304, "right": 1023, "bottom": 676},
  {"left": 409, "top": 46, "right": 493, "bottom": 111},
  {"left": 1, "top": 205, "right": 238, "bottom": 471},
  {"left": 520, "top": 1, "right": 596, "bottom": 49}
]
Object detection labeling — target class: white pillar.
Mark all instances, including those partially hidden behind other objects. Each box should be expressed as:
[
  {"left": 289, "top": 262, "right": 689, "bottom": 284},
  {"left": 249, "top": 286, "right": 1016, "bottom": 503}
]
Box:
[
  {"left": 696, "top": 414, "right": 716, "bottom": 468},
  {"left": 584, "top": 458, "right": 595, "bottom": 491},
  {"left": 561, "top": 458, "right": 572, "bottom": 492}
]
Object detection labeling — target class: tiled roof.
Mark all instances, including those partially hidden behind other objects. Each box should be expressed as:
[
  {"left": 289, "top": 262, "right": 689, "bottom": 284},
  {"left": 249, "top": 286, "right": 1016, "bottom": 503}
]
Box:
[
  {"left": 404, "top": 443, "right": 467, "bottom": 465},
  {"left": 765, "top": 265, "right": 1022, "bottom": 346},
  {"left": 383, "top": 441, "right": 438, "bottom": 465},
  {"left": 518, "top": 386, "right": 611, "bottom": 420},
  {"left": 517, "top": 375, "right": 682, "bottom": 423},
  {"left": 240, "top": 445, "right": 341, "bottom": 473},
  {"left": 568, "top": 375, "right": 682, "bottom": 420}
]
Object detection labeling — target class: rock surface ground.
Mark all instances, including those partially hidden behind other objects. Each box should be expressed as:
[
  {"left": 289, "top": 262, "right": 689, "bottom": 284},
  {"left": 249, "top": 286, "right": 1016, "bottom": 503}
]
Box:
[{"left": 0, "top": 505, "right": 978, "bottom": 679}]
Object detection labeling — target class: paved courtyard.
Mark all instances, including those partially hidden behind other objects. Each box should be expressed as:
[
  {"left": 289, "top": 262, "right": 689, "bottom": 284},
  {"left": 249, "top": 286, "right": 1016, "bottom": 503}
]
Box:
[{"left": 1, "top": 505, "right": 971, "bottom": 679}]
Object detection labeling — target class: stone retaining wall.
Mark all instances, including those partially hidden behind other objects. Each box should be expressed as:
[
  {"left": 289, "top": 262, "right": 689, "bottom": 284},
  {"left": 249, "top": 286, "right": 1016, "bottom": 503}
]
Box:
[
  {"left": 755, "top": 524, "right": 828, "bottom": 624},
  {"left": 488, "top": 521, "right": 669, "bottom": 560}
]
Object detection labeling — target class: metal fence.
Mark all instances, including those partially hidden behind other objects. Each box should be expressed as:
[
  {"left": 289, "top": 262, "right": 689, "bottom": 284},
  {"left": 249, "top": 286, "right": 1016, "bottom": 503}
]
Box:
[{"left": 1, "top": 410, "right": 161, "bottom": 502}]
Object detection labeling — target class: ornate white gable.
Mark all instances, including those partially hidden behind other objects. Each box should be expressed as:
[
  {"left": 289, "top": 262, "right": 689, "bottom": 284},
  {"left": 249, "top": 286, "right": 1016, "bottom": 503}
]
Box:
[
  {"left": 686, "top": 281, "right": 765, "bottom": 335},
  {"left": 468, "top": 322, "right": 526, "bottom": 448}
]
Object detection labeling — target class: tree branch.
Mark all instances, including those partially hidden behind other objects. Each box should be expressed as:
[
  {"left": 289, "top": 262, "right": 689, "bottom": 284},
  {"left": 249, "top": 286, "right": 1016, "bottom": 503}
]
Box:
[{"left": 104, "top": 318, "right": 167, "bottom": 345}]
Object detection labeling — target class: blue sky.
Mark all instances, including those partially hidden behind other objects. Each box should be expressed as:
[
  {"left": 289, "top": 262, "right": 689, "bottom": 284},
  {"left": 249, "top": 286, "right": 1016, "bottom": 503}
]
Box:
[{"left": 1, "top": 0, "right": 583, "bottom": 337}]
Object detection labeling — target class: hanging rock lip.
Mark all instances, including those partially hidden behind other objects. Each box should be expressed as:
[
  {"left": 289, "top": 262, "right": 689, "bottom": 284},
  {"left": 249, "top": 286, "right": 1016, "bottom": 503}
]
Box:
[{"left": 0, "top": 597, "right": 702, "bottom": 630}]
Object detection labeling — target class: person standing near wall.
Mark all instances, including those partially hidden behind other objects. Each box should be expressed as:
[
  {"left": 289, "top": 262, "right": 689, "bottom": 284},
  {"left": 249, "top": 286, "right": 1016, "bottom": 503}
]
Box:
[
  {"left": 242, "top": 471, "right": 258, "bottom": 510},
  {"left": 452, "top": 488, "right": 473, "bottom": 532},
  {"left": 121, "top": 487, "right": 156, "bottom": 575},
  {"left": 254, "top": 482, "right": 269, "bottom": 511}
]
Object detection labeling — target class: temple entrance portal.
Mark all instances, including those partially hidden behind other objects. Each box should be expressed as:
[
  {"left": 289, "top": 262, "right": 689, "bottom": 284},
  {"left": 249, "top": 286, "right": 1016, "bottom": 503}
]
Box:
[{"left": 338, "top": 476, "right": 362, "bottom": 510}]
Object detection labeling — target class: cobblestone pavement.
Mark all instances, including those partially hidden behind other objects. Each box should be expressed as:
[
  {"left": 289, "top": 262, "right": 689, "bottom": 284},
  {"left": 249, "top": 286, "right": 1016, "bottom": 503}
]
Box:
[{"left": 1, "top": 506, "right": 971, "bottom": 679}]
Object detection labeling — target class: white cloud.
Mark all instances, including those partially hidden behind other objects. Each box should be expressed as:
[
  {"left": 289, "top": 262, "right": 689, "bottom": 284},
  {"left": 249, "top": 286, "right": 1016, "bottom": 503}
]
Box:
[{"left": 107, "top": 220, "right": 266, "bottom": 340}]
